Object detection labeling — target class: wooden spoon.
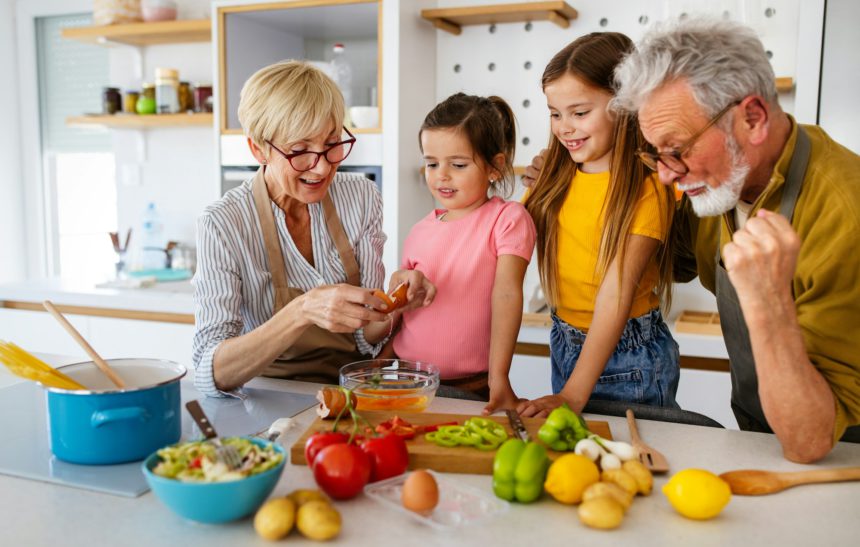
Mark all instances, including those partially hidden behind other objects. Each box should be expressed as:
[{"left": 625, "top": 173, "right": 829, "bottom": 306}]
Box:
[
  {"left": 719, "top": 467, "right": 860, "bottom": 495},
  {"left": 42, "top": 300, "right": 126, "bottom": 389}
]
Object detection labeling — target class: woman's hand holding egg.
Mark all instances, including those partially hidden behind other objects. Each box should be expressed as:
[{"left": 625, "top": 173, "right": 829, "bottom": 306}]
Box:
[{"left": 299, "top": 284, "right": 388, "bottom": 332}]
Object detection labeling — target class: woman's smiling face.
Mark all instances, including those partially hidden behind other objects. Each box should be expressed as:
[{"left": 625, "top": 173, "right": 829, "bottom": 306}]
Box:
[
  {"left": 265, "top": 124, "right": 344, "bottom": 204},
  {"left": 544, "top": 73, "right": 616, "bottom": 173}
]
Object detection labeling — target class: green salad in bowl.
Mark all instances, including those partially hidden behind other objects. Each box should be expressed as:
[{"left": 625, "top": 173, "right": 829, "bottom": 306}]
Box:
[{"left": 152, "top": 437, "right": 283, "bottom": 483}]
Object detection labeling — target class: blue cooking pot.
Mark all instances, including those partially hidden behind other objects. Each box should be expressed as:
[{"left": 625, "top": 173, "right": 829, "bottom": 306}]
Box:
[{"left": 44, "top": 358, "right": 185, "bottom": 465}]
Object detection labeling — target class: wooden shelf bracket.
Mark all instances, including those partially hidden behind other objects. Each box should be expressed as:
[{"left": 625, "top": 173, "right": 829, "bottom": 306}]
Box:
[{"left": 421, "top": 2, "right": 578, "bottom": 35}]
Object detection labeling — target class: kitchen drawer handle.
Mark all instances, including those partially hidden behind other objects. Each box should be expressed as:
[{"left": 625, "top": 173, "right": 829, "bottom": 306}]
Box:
[{"left": 91, "top": 406, "right": 149, "bottom": 427}]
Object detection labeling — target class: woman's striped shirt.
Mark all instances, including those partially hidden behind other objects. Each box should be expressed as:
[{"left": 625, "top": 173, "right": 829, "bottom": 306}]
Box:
[{"left": 191, "top": 172, "right": 385, "bottom": 397}]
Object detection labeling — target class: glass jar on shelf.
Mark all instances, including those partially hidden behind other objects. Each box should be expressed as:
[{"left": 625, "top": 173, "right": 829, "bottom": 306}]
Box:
[
  {"left": 137, "top": 83, "right": 157, "bottom": 115},
  {"left": 123, "top": 90, "right": 139, "bottom": 114},
  {"left": 178, "top": 81, "right": 193, "bottom": 113},
  {"left": 193, "top": 83, "right": 212, "bottom": 113},
  {"left": 102, "top": 87, "right": 121, "bottom": 115}
]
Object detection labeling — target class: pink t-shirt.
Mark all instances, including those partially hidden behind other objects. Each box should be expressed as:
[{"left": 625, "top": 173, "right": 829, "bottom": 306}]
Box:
[{"left": 393, "top": 197, "right": 536, "bottom": 378}]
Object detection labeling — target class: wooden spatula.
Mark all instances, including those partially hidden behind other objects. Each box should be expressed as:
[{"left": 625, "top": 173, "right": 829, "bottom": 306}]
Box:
[
  {"left": 626, "top": 408, "right": 669, "bottom": 473},
  {"left": 719, "top": 467, "right": 860, "bottom": 495}
]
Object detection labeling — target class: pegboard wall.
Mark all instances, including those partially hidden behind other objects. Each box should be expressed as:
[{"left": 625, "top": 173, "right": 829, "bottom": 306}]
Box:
[{"left": 434, "top": 0, "right": 802, "bottom": 186}]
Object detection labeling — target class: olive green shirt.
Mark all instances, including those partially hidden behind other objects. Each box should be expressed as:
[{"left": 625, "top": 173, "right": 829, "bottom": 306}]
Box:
[{"left": 674, "top": 116, "right": 860, "bottom": 441}]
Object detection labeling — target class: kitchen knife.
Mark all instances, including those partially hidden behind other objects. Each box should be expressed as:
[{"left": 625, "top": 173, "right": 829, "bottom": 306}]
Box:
[{"left": 505, "top": 409, "right": 529, "bottom": 442}]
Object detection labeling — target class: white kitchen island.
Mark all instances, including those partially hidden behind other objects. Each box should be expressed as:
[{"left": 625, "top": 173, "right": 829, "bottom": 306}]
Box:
[{"left": 1, "top": 358, "right": 858, "bottom": 547}]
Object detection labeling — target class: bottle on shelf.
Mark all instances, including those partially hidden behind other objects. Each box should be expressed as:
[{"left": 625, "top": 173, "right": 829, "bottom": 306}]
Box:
[
  {"left": 141, "top": 202, "right": 165, "bottom": 270},
  {"left": 155, "top": 68, "right": 180, "bottom": 114},
  {"left": 330, "top": 43, "right": 353, "bottom": 108}
]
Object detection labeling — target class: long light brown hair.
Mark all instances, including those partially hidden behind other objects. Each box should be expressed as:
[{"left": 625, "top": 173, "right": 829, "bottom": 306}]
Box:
[{"left": 524, "top": 32, "right": 674, "bottom": 311}]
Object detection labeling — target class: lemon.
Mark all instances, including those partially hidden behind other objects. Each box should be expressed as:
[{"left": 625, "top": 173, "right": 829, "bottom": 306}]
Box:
[
  {"left": 254, "top": 497, "right": 296, "bottom": 540},
  {"left": 662, "top": 468, "right": 731, "bottom": 520},
  {"left": 543, "top": 453, "right": 600, "bottom": 504}
]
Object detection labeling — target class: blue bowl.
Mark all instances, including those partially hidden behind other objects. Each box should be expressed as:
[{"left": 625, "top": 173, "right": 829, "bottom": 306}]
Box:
[{"left": 142, "top": 438, "right": 286, "bottom": 524}]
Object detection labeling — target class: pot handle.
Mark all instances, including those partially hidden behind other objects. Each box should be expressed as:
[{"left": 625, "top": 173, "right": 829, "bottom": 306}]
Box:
[{"left": 91, "top": 406, "right": 150, "bottom": 428}]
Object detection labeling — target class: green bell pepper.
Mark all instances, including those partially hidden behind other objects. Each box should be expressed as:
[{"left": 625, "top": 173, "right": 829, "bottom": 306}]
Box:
[
  {"left": 492, "top": 439, "right": 549, "bottom": 503},
  {"left": 537, "top": 404, "right": 590, "bottom": 451}
]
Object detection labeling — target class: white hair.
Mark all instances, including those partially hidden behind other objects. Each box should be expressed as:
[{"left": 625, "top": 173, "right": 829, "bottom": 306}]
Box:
[
  {"left": 678, "top": 132, "right": 750, "bottom": 217},
  {"left": 613, "top": 17, "right": 778, "bottom": 122}
]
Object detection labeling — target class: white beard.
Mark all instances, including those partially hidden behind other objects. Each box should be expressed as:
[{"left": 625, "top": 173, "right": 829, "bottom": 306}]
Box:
[{"left": 679, "top": 135, "right": 750, "bottom": 217}]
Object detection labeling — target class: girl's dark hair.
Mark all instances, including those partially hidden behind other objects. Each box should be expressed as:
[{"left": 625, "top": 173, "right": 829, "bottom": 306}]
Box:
[
  {"left": 419, "top": 92, "right": 517, "bottom": 197},
  {"left": 523, "top": 32, "right": 674, "bottom": 312}
]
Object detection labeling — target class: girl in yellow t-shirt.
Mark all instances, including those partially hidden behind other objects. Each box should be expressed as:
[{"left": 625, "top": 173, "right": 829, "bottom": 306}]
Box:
[{"left": 519, "top": 32, "right": 679, "bottom": 417}]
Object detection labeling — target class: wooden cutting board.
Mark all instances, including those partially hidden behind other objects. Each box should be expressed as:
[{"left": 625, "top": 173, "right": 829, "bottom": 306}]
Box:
[{"left": 290, "top": 411, "right": 612, "bottom": 475}]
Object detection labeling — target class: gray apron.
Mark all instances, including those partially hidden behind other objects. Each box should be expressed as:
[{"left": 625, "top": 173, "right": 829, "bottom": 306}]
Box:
[
  {"left": 251, "top": 168, "right": 364, "bottom": 384},
  {"left": 716, "top": 127, "right": 859, "bottom": 442}
]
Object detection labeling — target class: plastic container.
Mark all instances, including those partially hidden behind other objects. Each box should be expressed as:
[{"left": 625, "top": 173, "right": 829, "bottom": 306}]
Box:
[
  {"left": 330, "top": 43, "right": 353, "bottom": 107},
  {"left": 339, "top": 359, "right": 439, "bottom": 412},
  {"left": 155, "top": 67, "right": 179, "bottom": 114},
  {"left": 364, "top": 470, "right": 509, "bottom": 530},
  {"left": 141, "top": 202, "right": 165, "bottom": 269}
]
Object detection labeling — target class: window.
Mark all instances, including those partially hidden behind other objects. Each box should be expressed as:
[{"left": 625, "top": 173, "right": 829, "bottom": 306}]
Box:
[{"left": 36, "top": 14, "right": 116, "bottom": 281}]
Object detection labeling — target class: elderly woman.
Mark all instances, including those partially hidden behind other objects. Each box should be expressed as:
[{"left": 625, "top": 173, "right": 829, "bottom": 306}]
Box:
[{"left": 192, "top": 61, "right": 431, "bottom": 396}]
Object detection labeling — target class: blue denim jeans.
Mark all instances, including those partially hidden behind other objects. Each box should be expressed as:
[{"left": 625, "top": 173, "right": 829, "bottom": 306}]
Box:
[{"left": 550, "top": 309, "right": 680, "bottom": 408}]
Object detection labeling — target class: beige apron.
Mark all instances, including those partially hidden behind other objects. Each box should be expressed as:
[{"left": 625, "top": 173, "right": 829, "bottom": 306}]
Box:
[{"left": 251, "top": 168, "right": 364, "bottom": 384}]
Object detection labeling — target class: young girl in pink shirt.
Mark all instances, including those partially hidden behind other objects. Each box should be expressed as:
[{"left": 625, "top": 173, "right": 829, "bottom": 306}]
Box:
[{"left": 391, "top": 93, "right": 537, "bottom": 414}]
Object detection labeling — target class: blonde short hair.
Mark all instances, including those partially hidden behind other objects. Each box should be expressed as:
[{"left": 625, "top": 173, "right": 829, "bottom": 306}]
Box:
[{"left": 237, "top": 60, "right": 345, "bottom": 151}]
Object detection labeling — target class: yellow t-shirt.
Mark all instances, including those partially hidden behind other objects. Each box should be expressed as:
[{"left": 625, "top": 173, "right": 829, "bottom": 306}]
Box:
[{"left": 555, "top": 170, "right": 671, "bottom": 329}]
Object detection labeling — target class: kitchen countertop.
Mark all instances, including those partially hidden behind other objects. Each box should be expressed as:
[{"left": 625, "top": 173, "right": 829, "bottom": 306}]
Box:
[
  {"left": 0, "top": 278, "right": 728, "bottom": 359},
  {"left": 1, "top": 356, "right": 857, "bottom": 546},
  {"left": 0, "top": 278, "right": 194, "bottom": 315},
  {"left": 519, "top": 312, "right": 728, "bottom": 361}
]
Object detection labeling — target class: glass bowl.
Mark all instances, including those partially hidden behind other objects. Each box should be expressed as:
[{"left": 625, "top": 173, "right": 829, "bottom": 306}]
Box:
[{"left": 339, "top": 359, "right": 440, "bottom": 412}]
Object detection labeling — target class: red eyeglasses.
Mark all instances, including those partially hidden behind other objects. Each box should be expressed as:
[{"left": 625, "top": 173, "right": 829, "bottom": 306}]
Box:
[{"left": 266, "top": 126, "right": 356, "bottom": 171}]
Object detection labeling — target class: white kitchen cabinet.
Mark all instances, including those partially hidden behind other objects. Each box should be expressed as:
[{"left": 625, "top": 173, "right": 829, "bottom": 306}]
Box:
[
  {"left": 215, "top": 0, "right": 381, "bottom": 133},
  {"left": 0, "top": 308, "right": 89, "bottom": 359},
  {"left": 509, "top": 345, "right": 738, "bottom": 429},
  {"left": 677, "top": 369, "right": 738, "bottom": 429},
  {"left": 0, "top": 308, "right": 195, "bottom": 372},
  {"left": 509, "top": 354, "right": 552, "bottom": 400},
  {"left": 86, "top": 316, "right": 195, "bottom": 371}
]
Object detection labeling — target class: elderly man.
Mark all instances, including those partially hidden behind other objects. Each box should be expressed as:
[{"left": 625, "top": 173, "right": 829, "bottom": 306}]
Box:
[{"left": 609, "top": 17, "right": 860, "bottom": 462}]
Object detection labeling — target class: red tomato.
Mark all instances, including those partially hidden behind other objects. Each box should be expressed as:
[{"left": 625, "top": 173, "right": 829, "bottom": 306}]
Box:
[
  {"left": 312, "top": 443, "right": 372, "bottom": 500},
  {"left": 361, "top": 434, "right": 409, "bottom": 482},
  {"left": 304, "top": 432, "right": 349, "bottom": 468}
]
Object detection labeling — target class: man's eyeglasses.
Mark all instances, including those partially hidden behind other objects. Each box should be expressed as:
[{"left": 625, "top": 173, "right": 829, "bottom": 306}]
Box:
[
  {"left": 636, "top": 100, "right": 741, "bottom": 175},
  {"left": 266, "top": 126, "right": 356, "bottom": 172}
]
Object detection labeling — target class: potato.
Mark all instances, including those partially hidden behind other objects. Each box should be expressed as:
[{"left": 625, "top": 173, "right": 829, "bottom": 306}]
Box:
[
  {"left": 297, "top": 500, "right": 341, "bottom": 541},
  {"left": 601, "top": 468, "right": 638, "bottom": 497},
  {"left": 582, "top": 481, "right": 633, "bottom": 511},
  {"left": 578, "top": 496, "right": 625, "bottom": 530},
  {"left": 287, "top": 488, "right": 330, "bottom": 507},
  {"left": 254, "top": 497, "right": 296, "bottom": 541},
  {"left": 622, "top": 460, "right": 653, "bottom": 496}
]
